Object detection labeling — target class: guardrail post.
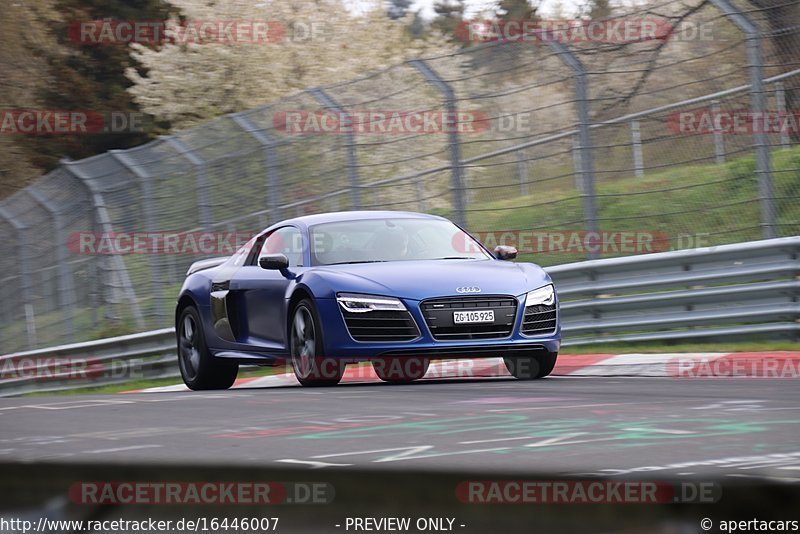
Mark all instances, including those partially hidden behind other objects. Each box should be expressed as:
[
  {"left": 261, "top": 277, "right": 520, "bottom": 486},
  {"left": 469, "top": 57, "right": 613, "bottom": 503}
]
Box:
[
  {"left": 27, "top": 187, "right": 76, "bottom": 341},
  {"left": 109, "top": 150, "right": 165, "bottom": 320},
  {"left": 545, "top": 40, "right": 598, "bottom": 258},
  {"left": 709, "top": 0, "right": 776, "bottom": 239},
  {"left": 230, "top": 113, "right": 282, "bottom": 223},
  {"left": 775, "top": 81, "right": 791, "bottom": 149},
  {"left": 165, "top": 137, "right": 213, "bottom": 231},
  {"left": 0, "top": 207, "right": 35, "bottom": 349},
  {"left": 61, "top": 159, "right": 145, "bottom": 329},
  {"left": 711, "top": 100, "right": 726, "bottom": 164},
  {"left": 409, "top": 59, "right": 467, "bottom": 227},
  {"left": 308, "top": 88, "right": 361, "bottom": 210},
  {"left": 630, "top": 120, "right": 644, "bottom": 178}
]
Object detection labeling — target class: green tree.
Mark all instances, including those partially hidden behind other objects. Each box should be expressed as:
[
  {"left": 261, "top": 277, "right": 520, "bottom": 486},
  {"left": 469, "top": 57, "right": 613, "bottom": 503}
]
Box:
[
  {"left": 20, "top": 0, "right": 170, "bottom": 171},
  {"left": 585, "top": 0, "right": 612, "bottom": 19},
  {"left": 0, "top": 1, "right": 56, "bottom": 197},
  {"left": 127, "top": 0, "right": 455, "bottom": 128},
  {"left": 497, "top": 0, "right": 538, "bottom": 21},
  {"left": 431, "top": 0, "right": 467, "bottom": 40},
  {"left": 386, "top": 0, "right": 413, "bottom": 20}
]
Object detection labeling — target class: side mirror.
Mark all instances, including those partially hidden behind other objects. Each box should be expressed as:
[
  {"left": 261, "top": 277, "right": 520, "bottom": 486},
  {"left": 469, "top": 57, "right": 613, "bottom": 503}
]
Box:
[
  {"left": 494, "top": 245, "right": 518, "bottom": 261},
  {"left": 259, "top": 253, "right": 289, "bottom": 270}
]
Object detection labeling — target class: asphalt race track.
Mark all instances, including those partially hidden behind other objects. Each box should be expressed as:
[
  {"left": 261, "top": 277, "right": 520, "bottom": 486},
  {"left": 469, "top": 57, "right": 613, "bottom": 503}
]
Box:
[{"left": 1, "top": 376, "right": 798, "bottom": 479}]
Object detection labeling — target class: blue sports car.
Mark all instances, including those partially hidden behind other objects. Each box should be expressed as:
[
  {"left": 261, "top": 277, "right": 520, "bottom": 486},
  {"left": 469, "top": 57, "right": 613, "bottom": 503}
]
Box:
[{"left": 176, "top": 211, "right": 560, "bottom": 388}]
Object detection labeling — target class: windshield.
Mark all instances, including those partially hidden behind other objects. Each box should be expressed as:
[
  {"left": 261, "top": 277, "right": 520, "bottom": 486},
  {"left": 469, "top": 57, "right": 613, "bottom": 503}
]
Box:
[{"left": 309, "top": 218, "right": 490, "bottom": 266}]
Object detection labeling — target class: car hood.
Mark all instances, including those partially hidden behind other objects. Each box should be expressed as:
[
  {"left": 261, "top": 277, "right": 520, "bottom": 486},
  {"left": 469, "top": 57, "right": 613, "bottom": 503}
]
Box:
[{"left": 310, "top": 259, "right": 550, "bottom": 300}]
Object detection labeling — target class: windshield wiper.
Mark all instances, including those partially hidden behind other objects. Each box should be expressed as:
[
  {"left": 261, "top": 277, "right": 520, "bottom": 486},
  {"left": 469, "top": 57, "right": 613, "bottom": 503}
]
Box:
[{"left": 434, "top": 256, "right": 480, "bottom": 260}]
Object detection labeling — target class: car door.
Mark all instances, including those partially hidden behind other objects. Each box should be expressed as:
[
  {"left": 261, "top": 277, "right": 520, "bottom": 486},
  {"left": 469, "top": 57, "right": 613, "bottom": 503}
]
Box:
[
  {"left": 209, "top": 234, "right": 258, "bottom": 345},
  {"left": 231, "top": 226, "right": 305, "bottom": 350}
]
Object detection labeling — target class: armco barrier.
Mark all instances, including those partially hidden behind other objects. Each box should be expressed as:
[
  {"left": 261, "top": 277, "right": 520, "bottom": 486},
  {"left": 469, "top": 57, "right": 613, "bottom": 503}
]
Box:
[
  {"left": 1, "top": 237, "right": 798, "bottom": 396},
  {"left": 550, "top": 236, "right": 800, "bottom": 345}
]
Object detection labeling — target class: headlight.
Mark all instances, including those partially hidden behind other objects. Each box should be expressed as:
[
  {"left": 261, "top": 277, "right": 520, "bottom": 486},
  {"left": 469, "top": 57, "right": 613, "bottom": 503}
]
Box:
[
  {"left": 525, "top": 284, "right": 555, "bottom": 307},
  {"left": 337, "top": 293, "right": 406, "bottom": 313}
]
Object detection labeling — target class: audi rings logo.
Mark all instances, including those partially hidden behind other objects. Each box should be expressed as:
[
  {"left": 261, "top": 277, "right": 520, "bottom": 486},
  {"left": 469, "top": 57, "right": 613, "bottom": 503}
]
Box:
[{"left": 456, "top": 286, "right": 482, "bottom": 294}]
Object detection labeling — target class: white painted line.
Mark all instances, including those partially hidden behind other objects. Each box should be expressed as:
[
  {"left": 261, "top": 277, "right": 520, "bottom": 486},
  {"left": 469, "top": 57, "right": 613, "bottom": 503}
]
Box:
[
  {"left": 621, "top": 427, "right": 695, "bottom": 435},
  {"left": 29, "top": 399, "right": 134, "bottom": 410},
  {"left": 275, "top": 459, "right": 352, "bottom": 469},
  {"left": 525, "top": 432, "right": 592, "bottom": 448},
  {"left": 84, "top": 444, "right": 163, "bottom": 454},
  {"left": 459, "top": 435, "right": 536, "bottom": 445}
]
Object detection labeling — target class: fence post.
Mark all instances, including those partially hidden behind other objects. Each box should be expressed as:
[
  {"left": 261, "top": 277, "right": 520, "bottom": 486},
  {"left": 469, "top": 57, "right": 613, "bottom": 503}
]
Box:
[
  {"left": 165, "top": 137, "right": 213, "bottom": 231},
  {"left": 709, "top": 0, "right": 776, "bottom": 239},
  {"left": 61, "top": 159, "right": 145, "bottom": 330},
  {"left": 0, "top": 207, "right": 35, "bottom": 349},
  {"left": 775, "top": 81, "right": 791, "bottom": 149},
  {"left": 545, "top": 40, "right": 598, "bottom": 258},
  {"left": 308, "top": 88, "right": 361, "bottom": 210},
  {"left": 27, "top": 187, "right": 76, "bottom": 341},
  {"left": 109, "top": 150, "right": 165, "bottom": 321},
  {"left": 415, "top": 179, "right": 427, "bottom": 212},
  {"left": 711, "top": 100, "right": 726, "bottom": 164},
  {"left": 409, "top": 59, "right": 467, "bottom": 227},
  {"left": 230, "top": 113, "right": 282, "bottom": 223},
  {"left": 516, "top": 148, "right": 530, "bottom": 195},
  {"left": 630, "top": 120, "right": 645, "bottom": 178},
  {"left": 571, "top": 133, "right": 583, "bottom": 193}
]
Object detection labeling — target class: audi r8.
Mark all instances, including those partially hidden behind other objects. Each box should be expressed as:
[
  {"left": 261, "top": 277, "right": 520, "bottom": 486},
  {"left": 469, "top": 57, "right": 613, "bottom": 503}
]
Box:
[{"left": 176, "top": 211, "right": 560, "bottom": 388}]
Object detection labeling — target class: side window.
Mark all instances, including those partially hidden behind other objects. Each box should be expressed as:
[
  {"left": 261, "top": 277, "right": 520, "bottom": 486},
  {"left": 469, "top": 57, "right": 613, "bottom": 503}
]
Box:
[{"left": 259, "top": 226, "right": 304, "bottom": 267}]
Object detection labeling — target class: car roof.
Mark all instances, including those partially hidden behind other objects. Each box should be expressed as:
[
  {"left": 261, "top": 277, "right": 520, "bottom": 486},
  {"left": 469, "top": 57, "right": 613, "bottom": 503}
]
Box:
[{"left": 279, "top": 210, "right": 447, "bottom": 228}]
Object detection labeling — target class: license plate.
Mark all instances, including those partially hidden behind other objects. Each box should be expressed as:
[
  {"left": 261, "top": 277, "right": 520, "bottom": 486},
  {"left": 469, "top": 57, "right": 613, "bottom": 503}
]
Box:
[{"left": 453, "top": 310, "right": 495, "bottom": 324}]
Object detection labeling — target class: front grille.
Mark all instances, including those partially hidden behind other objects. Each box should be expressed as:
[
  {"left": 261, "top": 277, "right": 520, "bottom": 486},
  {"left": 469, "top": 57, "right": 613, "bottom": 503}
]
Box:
[
  {"left": 341, "top": 309, "right": 420, "bottom": 342},
  {"left": 421, "top": 295, "right": 518, "bottom": 340},
  {"left": 521, "top": 303, "right": 557, "bottom": 336}
]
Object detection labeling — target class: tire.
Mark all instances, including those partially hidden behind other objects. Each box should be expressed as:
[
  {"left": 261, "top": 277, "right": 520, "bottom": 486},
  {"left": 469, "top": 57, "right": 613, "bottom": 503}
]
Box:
[
  {"left": 177, "top": 306, "right": 238, "bottom": 390},
  {"left": 372, "top": 357, "right": 430, "bottom": 383},
  {"left": 289, "top": 299, "right": 344, "bottom": 386},
  {"left": 503, "top": 351, "right": 557, "bottom": 380}
]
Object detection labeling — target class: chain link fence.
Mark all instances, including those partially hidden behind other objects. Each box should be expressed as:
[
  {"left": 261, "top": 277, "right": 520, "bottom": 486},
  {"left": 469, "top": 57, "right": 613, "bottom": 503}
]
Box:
[{"left": 1, "top": 0, "right": 799, "bottom": 353}]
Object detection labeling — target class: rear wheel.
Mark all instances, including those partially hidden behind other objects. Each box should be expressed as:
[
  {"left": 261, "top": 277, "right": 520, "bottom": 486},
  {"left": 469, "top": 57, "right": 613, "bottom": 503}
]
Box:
[
  {"left": 177, "top": 306, "right": 238, "bottom": 390},
  {"left": 503, "top": 351, "right": 557, "bottom": 380},
  {"left": 290, "top": 299, "right": 344, "bottom": 386},
  {"left": 372, "top": 357, "right": 430, "bottom": 383}
]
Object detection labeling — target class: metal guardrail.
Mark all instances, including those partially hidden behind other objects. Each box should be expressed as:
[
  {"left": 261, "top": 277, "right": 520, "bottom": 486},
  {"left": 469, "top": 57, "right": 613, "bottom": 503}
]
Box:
[
  {"left": 1, "top": 237, "right": 798, "bottom": 396},
  {"left": 0, "top": 328, "right": 176, "bottom": 397},
  {"left": 549, "top": 236, "right": 800, "bottom": 345}
]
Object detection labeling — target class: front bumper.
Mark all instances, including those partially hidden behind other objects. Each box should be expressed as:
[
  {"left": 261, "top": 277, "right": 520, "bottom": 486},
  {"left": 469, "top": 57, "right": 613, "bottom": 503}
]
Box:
[{"left": 316, "top": 295, "right": 561, "bottom": 361}]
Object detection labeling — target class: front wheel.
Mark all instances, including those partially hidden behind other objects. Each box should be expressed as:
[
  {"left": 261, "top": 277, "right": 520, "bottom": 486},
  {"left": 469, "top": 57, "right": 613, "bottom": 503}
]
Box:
[
  {"left": 290, "top": 299, "right": 344, "bottom": 386},
  {"left": 177, "top": 306, "right": 238, "bottom": 390},
  {"left": 503, "top": 351, "right": 557, "bottom": 380}
]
